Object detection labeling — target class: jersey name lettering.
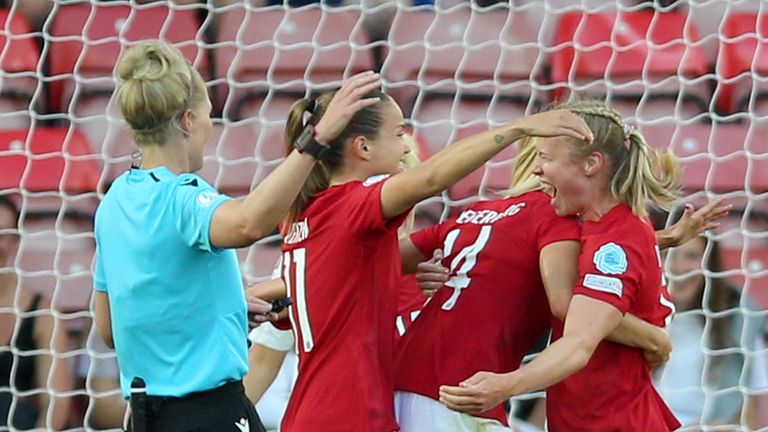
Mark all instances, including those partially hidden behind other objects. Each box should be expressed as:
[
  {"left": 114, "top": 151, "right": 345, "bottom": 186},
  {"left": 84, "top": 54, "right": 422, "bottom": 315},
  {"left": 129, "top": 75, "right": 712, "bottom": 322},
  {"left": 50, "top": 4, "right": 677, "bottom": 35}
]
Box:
[
  {"left": 455, "top": 203, "right": 526, "bottom": 225},
  {"left": 284, "top": 218, "right": 310, "bottom": 245}
]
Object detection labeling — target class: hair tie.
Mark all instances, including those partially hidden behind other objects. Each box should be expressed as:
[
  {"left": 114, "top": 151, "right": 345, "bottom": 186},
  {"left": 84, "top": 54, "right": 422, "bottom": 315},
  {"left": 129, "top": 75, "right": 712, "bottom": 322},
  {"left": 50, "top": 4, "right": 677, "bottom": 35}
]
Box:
[
  {"left": 302, "top": 99, "right": 317, "bottom": 127},
  {"left": 622, "top": 123, "right": 635, "bottom": 149},
  {"left": 306, "top": 99, "right": 317, "bottom": 114}
]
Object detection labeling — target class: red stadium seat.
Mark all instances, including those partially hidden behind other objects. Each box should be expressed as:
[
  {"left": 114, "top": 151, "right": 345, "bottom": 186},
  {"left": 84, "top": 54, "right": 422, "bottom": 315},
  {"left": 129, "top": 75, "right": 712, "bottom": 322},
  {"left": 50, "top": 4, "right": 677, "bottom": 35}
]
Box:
[
  {"left": 0, "top": 8, "right": 41, "bottom": 128},
  {"left": 550, "top": 10, "right": 709, "bottom": 120},
  {"left": 638, "top": 122, "right": 768, "bottom": 193},
  {"left": 215, "top": 5, "right": 374, "bottom": 120},
  {"left": 716, "top": 12, "right": 768, "bottom": 114},
  {"left": 410, "top": 98, "right": 522, "bottom": 210},
  {"left": 199, "top": 122, "right": 261, "bottom": 195},
  {"left": 47, "top": 2, "right": 206, "bottom": 166},
  {"left": 198, "top": 102, "right": 291, "bottom": 195},
  {"left": 411, "top": 96, "right": 526, "bottom": 151},
  {"left": 18, "top": 216, "right": 95, "bottom": 313},
  {"left": 382, "top": 6, "right": 545, "bottom": 212},
  {"left": 0, "top": 127, "right": 99, "bottom": 193},
  {"left": 381, "top": 6, "right": 542, "bottom": 115},
  {"left": 415, "top": 122, "right": 517, "bottom": 208}
]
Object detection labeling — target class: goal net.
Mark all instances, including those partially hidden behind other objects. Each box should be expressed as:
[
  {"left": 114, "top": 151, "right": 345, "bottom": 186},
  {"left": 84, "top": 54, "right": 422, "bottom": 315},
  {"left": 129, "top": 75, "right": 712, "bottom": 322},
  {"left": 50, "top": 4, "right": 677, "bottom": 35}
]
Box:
[{"left": 0, "top": 0, "right": 766, "bottom": 430}]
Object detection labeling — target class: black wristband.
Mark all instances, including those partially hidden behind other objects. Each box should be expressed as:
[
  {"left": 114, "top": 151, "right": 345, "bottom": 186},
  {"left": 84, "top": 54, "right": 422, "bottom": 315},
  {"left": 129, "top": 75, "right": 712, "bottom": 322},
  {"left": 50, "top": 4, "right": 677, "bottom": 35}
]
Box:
[{"left": 294, "top": 125, "right": 332, "bottom": 161}]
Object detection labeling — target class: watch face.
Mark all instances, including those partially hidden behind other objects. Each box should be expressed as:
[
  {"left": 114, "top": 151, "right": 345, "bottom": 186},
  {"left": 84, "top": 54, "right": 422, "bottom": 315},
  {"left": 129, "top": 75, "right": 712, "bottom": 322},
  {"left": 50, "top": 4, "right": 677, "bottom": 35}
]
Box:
[{"left": 296, "top": 125, "right": 314, "bottom": 150}]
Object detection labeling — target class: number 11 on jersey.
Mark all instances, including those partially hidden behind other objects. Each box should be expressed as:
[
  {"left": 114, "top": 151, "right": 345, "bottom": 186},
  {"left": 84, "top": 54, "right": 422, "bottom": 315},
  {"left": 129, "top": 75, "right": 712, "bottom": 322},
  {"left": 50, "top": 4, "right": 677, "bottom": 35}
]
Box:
[{"left": 283, "top": 248, "right": 314, "bottom": 353}]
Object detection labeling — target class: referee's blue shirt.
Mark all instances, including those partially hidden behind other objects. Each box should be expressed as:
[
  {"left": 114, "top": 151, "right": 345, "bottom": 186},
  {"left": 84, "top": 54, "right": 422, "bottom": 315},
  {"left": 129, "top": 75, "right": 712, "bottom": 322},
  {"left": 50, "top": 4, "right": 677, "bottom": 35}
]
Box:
[{"left": 93, "top": 167, "right": 248, "bottom": 399}]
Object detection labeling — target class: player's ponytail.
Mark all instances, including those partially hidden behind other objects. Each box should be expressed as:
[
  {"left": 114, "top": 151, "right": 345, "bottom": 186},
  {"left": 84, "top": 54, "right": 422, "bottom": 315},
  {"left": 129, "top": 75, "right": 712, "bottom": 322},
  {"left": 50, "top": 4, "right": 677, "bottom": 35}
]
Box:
[{"left": 283, "top": 96, "right": 333, "bottom": 232}]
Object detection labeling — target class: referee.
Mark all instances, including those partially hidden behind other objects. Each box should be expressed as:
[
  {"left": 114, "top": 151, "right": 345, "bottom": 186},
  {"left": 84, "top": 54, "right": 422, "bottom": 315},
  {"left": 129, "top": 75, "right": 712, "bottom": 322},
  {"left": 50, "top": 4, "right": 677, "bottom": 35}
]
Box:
[{"left": 92, "top": 41, "right": 381, "bottom": 431}]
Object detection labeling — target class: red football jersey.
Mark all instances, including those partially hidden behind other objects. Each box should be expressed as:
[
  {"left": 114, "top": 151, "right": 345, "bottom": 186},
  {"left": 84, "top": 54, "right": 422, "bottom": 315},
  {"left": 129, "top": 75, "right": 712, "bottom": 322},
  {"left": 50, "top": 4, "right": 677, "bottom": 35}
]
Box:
[
  {"left": 280, "top": 178, "right": 407, "bottom": 432},
  {"left": 395, "top": 191, "right": 581, "bottom": 425},
  {"left": 395, "top": 275, "right": 427, "bottom": 338},
  {"left": 547, "top": 204, "right": 680, "bottom": 432}
]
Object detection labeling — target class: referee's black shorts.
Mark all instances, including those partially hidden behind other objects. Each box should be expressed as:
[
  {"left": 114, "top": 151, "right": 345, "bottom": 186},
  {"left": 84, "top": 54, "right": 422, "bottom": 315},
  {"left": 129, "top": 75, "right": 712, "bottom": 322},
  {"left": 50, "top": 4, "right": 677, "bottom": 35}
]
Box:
[{"left": 126, "top": 380, "right": 266, "bottom": 432}]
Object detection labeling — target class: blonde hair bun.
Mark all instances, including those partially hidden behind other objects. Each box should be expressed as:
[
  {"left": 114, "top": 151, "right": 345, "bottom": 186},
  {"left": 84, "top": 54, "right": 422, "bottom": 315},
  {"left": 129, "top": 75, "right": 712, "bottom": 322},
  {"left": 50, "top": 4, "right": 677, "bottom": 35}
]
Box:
[{"left": 116, "top": 41, "right": 205, "bottom": 146}]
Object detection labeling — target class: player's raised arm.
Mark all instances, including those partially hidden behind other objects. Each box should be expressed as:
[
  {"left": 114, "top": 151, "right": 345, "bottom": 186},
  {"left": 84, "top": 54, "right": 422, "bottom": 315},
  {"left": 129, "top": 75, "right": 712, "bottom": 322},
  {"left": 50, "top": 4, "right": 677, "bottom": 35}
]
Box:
[{"left": 380, "top": 110, "right": 594, "bottom": 220}]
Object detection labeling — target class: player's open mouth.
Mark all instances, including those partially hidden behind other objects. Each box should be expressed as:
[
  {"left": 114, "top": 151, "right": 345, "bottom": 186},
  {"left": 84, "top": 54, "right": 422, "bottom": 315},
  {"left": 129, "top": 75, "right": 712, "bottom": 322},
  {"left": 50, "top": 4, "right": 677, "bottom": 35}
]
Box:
[{"left": 541, "top": 181, "right": 557, "bottom": 198}]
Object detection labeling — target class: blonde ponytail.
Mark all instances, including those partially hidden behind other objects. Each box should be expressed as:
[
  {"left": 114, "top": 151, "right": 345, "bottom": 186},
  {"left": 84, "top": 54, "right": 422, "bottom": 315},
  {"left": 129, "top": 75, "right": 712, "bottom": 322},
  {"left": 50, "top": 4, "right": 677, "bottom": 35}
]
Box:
[{"left": 612, "top": 128, "right": 679, "bottom": 217}]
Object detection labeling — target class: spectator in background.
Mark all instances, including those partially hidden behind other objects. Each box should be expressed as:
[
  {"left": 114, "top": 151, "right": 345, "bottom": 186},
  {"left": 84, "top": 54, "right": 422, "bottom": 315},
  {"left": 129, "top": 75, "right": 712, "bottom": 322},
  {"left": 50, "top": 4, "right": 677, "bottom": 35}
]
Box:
[
  {"left": 77, "top": 333, "right": 126, "bottom": 430},
  {"left": 655, "top": 210, "right": 768, "bottom": 430},
  {"left": 0, "top": 195, "right": 72, "bottom": 430}
]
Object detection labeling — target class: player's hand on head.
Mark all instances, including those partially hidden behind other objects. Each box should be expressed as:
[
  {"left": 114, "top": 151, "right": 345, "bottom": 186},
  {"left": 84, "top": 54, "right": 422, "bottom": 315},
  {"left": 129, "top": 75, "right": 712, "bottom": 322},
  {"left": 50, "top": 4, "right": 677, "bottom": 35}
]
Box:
[
  {"left": 247, "top": 296, "right": 278, "bottom": 329},
  {"left": 668, "top": 198, "right": 731, "bottom": 248},
  {"left": 438, "top": 371, "right": 511, "bottom": 414},
  {"left": 314, "top": 71, "right": 382, "bottom": 144},
  {"left": 514, "top": 109, "right": 594, "bottom": 143},
  {"left": 415, "top": 249, "right": 448, "bottom": 297}
]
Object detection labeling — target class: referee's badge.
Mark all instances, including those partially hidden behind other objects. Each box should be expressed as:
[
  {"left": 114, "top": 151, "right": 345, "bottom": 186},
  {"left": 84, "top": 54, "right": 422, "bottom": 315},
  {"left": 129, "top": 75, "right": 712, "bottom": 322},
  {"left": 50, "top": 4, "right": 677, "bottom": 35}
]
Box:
[
  {"left": 196, "top": 190, "right": 219, "bottom": 207},
  {"left": 593, "top": 242, "right": 627, "bottom": 275}
]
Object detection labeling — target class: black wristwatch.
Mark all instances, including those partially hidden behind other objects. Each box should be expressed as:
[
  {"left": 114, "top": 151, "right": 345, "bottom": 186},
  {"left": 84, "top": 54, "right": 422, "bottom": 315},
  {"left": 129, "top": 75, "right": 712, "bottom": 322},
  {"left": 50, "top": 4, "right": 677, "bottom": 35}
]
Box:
[{"left": 294, "top": 125, "right": 332, "bottom": 161}]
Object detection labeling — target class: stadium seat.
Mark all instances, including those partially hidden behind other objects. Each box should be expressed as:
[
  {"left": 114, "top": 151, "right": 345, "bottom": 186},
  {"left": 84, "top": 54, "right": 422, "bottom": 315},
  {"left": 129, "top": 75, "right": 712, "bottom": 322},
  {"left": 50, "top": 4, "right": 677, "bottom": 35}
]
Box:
[
  {"left": 550, "top": 9, "right": 710, "bottom": 122},
  {"left": 18, "top": 216, "right": 95, "bottom": 313},
  {"left": 47, "top": 1, "right": 206, "bottom": 181},
  {"left": 0, "top": 127, "right": 99, "bottom": 193},
  {"left": 411, "top": 94, "right": 529, "bottom": 152},
  {"left": 639, "top": 121, "right": 768, "bottom": 193},
  {"left": 409, "top": 97, "right": 522, "bottom": 212},
  {"left": 0, "top": 8, "right": 41, "bottom": 129},
  {"left": 215, "top": 5, "right": 374, "bottom": 120},
  {"left": 381, "top": 5, "right": 541, "bottom": 211},
  {"left": 715, "top": 12, "right": 768, "bottom": 115},
  {"left": 197, "top": 121, "right": 281, "bottom": 195},
  {"left": 380, "top": 5, "right": 542, "bottom": 116},
  {"left": 416, "top": 122, "right": 517, "bottom": 208}
]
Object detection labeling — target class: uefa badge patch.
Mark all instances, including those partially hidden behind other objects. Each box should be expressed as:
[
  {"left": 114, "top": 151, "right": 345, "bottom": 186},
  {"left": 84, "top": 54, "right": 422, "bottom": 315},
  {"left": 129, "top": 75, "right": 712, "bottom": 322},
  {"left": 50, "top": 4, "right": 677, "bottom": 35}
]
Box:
[{"left": 593, "top": 242, "right": 627, "bottom": 275}]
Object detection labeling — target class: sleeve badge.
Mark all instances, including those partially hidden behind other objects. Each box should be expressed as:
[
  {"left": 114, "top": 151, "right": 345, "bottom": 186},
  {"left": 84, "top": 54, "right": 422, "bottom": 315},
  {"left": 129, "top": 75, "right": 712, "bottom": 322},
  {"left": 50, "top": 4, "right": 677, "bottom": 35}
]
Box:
[
  {"left": 593, "top": 242, "right": 628, "bottom": 275},
  {"left": 196, "top": 190, "right": 220, "bottom": 207}
]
